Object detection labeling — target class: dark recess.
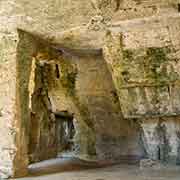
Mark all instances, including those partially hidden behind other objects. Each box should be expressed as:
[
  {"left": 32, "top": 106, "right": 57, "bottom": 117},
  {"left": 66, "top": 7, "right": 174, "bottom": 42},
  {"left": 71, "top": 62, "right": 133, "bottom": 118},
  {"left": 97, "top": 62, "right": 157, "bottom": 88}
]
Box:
[
  {"left": 55, "top": 64, "right": 60, "bottom": 79},
  {"left": 178, "top": 4, "right": 180, "bottom": 12}
]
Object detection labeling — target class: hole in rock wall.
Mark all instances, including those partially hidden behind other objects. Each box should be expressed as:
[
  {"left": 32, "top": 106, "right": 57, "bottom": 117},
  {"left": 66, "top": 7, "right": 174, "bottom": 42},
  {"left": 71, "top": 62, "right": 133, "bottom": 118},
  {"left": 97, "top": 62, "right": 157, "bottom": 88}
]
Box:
[
  {"left": 17, "top": 33, "right": 100, "bottom": 176},
  {"left": 178, "top": 4, "right": 180, "bottom": 12},
  {"left": 55, "top": 64, "right": 60, "bottom": 79},
  {"left": 14, "top": 30, "right": 83, "bottom": 177},
  {"left": 55, "top": 111, "right": 75, "bottom": 155},
  {"left": 16, "top": 30, "right": 166, "bottom": 178},
  {"left": 158, "top": 147, "right": 161, "bottom": 161},
  {"left": 28, "top": 51, "right": 78, "bottom": 164}
]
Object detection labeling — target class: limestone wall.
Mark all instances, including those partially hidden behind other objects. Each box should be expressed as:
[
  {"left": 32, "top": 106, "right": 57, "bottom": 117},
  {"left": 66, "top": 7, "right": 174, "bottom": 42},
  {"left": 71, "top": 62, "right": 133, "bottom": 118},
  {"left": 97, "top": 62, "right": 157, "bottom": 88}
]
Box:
[
  {"left": 45, "top": 52, "right": 144, "bottom": 161},
  {"left": 0, "top": 0, "right": 94, "bottom": 176},
  {"left": 0, "top": 29, "right": 17, "bottom": 179},
  {"left": 103, "top": 13, "right": 180, "bottom": 163},
  {"left": 0, "top": 0, "right": 180, "bottom": 178},
  {"left": 91, "top": 0, "right": 179, "bottom": 22},
  {"left": 28, "top": 60, "right": 57, "bottom": 163}
]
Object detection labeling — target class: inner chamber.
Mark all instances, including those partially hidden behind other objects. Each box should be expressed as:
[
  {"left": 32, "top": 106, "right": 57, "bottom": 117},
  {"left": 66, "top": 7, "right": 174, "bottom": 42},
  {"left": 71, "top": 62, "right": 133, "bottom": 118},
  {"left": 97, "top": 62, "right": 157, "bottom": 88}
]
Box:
[{"left": 27, "top": 43, "right": 144, "bottom": 168}]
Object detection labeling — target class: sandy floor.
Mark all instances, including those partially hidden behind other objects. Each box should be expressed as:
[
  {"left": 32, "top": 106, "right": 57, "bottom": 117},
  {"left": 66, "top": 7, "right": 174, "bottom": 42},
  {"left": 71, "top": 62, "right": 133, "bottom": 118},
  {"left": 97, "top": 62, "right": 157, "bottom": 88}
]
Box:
[{"left": 11, "top": 158, "right": 180, "bottom": 180}]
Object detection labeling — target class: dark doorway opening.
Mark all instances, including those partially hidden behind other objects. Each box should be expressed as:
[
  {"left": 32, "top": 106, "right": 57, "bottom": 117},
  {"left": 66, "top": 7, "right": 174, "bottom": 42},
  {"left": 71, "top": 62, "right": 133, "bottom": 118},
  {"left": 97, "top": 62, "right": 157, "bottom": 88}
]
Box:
[
  {"left": 178, "top": 4, "right": 180, "bottom": 12},
  {"left": 55, "top": 111, "right": 76, "bottom": 157},
  {"left": 158, "top": 146, "right": 161, "bottom": 161},
  {"left": 55, "top": 64, "right": 60, "bottom": 79}
]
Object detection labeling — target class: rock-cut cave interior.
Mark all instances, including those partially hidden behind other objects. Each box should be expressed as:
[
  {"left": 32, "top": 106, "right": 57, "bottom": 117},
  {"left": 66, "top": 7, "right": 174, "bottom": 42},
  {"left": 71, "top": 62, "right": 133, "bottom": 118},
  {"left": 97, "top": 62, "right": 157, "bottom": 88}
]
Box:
[
  {"left": 3, "top": 1, "right": 180, "bottom": 180},
  {"left": 12, "top": 22, "right": 180, "bottom": 178}
]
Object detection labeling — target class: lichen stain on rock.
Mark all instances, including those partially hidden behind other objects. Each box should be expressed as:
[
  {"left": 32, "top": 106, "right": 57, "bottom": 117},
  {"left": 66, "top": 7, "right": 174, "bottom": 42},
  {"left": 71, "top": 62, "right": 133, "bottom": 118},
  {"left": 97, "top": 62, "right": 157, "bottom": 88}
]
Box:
[
  {"left": 104, "top": 31, "right": 180, "bottom": 118},
  {"left": 59, "top": 60, "right": 78, "bottom": 96}
]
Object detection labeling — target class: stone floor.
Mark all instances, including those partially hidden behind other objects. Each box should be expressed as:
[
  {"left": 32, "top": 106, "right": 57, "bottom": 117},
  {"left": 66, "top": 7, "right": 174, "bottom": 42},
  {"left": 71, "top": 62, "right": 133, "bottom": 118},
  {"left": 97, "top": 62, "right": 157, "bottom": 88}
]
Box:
[
  {"left": 11, "top": 157, "right": 180, "bottom": 180},
  {"left": 14, "top": 162, "right": 180, "bottom": 180},
  {"left": 12, "top": 165, "right": 180, "bottom": 180}
]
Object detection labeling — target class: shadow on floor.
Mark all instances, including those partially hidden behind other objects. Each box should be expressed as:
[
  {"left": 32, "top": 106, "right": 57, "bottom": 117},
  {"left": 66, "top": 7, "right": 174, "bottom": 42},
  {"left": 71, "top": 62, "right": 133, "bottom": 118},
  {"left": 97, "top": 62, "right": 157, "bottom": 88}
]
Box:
[
  {"left": 19, "top": 154, "right": 140, "bottom": 178},
  {"left": 27, "top": 157, "right": 115, "bottom": 177}
]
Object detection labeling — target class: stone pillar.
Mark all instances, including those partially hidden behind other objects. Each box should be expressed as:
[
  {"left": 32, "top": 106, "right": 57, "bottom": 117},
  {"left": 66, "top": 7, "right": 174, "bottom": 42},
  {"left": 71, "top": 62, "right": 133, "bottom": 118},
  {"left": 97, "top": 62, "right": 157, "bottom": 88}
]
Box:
[
  {"left": 13, "top": 30, "right": 38, "bottom": 177},
  {"left": 0, "top": 31, "right": 18, "bottom": 178}
]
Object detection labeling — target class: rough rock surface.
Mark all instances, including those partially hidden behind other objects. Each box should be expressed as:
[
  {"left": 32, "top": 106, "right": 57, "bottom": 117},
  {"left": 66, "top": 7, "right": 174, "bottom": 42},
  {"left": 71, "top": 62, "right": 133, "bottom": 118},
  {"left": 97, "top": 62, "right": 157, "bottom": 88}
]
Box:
[
  {"left": 1, "top": 0, "right": 180, "bottom": 179},
  {"left": 140, "top": 159, "right": 161, "bottom": 170}
]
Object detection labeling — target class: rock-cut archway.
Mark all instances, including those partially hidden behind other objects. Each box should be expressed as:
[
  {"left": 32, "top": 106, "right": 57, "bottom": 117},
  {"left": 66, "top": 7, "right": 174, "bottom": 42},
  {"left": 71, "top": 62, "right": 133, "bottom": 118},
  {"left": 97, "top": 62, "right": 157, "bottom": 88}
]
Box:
[{"left": 13, "top": 28, "right": 144, "bottom": 177}]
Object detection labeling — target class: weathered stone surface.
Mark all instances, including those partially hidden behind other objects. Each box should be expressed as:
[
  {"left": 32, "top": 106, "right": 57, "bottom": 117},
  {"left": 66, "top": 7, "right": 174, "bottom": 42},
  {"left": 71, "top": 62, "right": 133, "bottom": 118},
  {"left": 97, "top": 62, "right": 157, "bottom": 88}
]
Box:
[
  {"left": 141, "top": 117, "right": 180, "bottom": 164},
  {"left": 28, "top": 60, "right": 57, "bottom": 163},
  {"left": 0, "top": 32, "right": 17, "bottom": 179},
  {"left": 140, "top": 159, "right": 161, "bottom": 170},
  {"left": 42, "top": 46, "right": 141, "bottom": 161},
  {"left": 103, "top": 15, "right": 180, "bottom": 118},
  {"left": 1, "top": 0, "right": 180, "bottom": 178}
]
